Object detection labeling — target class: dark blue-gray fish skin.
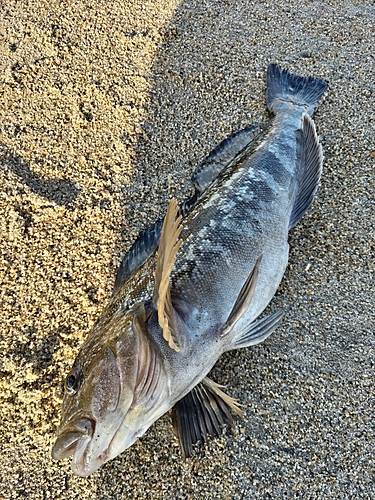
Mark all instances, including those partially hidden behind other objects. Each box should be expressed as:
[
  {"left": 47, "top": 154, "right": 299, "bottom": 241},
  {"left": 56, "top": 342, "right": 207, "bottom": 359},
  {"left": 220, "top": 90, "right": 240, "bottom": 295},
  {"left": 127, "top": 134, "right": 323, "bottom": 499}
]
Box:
[{"left": 52, "top": 64, "right": 327, "bottom": 476}]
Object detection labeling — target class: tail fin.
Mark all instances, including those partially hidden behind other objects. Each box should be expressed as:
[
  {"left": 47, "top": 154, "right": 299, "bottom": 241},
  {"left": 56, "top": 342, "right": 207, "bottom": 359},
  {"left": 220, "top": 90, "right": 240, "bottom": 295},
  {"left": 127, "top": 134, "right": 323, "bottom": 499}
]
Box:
[{"left": 266, "top": 63, "right": 327, "bottom": 116}]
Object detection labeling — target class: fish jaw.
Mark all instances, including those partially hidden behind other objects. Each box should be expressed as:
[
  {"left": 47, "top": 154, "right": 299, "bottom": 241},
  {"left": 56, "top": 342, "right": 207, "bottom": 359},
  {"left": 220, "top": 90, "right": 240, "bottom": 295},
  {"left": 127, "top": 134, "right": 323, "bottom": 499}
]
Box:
[
  {"left": 52, "top": 399, "right": 172, "bottom": 476},
  {"left": 53, "top": 305, "right": 173, "bottom": 476},
  {"left": 52, "top": 409, "right": 132, "bottom": 477},
  {"left": 52, "top": 419, "right": 136, "bottom": 477},
  {"left": 52, "top": 415, "right": 95, "bottom": 459}
]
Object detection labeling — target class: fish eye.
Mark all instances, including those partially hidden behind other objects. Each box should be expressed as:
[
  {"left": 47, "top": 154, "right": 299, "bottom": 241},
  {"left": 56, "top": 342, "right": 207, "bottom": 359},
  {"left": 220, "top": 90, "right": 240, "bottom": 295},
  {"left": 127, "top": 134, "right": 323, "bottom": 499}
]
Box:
[{"left": 65, "top": 368, "right": 82, "bottom": 395}]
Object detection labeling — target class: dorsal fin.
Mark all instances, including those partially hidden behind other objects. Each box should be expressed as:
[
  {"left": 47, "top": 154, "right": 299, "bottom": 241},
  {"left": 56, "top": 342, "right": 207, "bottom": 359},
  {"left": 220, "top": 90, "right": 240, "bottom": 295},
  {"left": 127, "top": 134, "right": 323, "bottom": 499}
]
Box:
[
  {"left": 152, "top": 198, "right": 184, "bottom": 352},
  {"left": 113, "top": 218, "right": 163, "bottom": 294},
  {"left": 113, "top": 194, "right": 200, "bottom": 295},
  {"left": 289, "top": 113, "right": 323, "bottom": 228},
  {"left": 192, "top": 125, "right": 262, "bottom": 194},
  {"left": 113, "top": 126, "right": 263, "bottom": 294},
  {"left": 171, "top": 377, "right": 242, "bottom": 458}
]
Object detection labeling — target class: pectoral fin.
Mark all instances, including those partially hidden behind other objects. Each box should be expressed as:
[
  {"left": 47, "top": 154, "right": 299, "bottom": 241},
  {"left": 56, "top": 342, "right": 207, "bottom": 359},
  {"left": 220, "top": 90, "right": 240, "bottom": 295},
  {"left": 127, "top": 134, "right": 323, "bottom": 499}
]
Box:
[
  {"left": 229, "top": 308, "right": 285, "bottom": 350},
  {"left": 171, "top": 377, "right": 242, "bottom": 458},
  {"left": 153, "top": 198, "right": 184, "bottom": 352},
  {"left": 221, "top": 255, "right": 262, "bottom": 337}
]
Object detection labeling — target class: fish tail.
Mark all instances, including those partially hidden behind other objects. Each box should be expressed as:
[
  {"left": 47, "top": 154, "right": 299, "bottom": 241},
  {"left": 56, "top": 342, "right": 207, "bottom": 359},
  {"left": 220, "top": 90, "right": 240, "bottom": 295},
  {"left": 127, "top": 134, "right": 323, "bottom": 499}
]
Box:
[{"left": 266, "top": 63, "right": 327, "bottom": 116}]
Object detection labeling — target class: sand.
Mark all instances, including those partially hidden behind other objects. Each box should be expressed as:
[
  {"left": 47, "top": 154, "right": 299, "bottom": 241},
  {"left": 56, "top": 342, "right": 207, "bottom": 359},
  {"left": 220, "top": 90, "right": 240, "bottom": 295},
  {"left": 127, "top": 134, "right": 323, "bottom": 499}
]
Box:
[{"left": 1, "top": 0, "right": 374, "bottom": 498}]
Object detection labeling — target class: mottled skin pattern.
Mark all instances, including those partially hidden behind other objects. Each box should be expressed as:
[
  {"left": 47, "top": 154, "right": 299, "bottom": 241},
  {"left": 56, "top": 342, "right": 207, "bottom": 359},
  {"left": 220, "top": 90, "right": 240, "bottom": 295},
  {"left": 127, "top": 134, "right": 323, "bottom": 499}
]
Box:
[
  {"left": 81, "top": 109, "right": 298, "bottom": 421},
  {"left": 150, "top": 110, "right": 302, "bottom": 392},
  {"left": 53, "top": 65, "right": 327, "bottom": 476}
]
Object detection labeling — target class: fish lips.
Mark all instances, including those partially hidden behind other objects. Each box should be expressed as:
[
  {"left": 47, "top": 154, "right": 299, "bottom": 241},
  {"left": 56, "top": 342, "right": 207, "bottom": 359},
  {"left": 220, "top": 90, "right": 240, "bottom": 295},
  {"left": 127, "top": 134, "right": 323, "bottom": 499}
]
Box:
[
  {"left": 52, "top": 416, "right": 106, "bottom": 477},
  {"left": 52, "top": 417, "right": 95, "bottom": 461},
  {"left": 52, "top": 422, "right": 140, "bottom": 477},
  {"left": 52, "top": 408, "right": 138, "bottom": 477}
]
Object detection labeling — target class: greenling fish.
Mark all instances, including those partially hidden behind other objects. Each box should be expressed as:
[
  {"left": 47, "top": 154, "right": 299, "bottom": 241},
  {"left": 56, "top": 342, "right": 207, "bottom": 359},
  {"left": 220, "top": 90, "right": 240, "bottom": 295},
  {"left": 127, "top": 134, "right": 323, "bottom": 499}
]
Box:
[{"left": 52, "top": 64, "right": 327, "bottom": 476}]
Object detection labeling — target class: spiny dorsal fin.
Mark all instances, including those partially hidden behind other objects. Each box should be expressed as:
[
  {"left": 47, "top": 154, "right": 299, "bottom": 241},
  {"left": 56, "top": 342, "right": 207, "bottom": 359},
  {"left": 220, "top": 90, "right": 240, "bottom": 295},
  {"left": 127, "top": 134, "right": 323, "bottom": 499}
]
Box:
[
  {"left": 114, "top": 219, "right": 163, "bottom": 294},
  {"left": 153, "top": 198, "right": 183, "bottom": 352},
  {"left": 171, "top": 377, "right": 242, "bottom": 458},
  {"left": 221, "top": 255, "right": 262, "bottom": 337},
  {"left": 113, "top": 126, "right": 265, "bottom": 294},
  {"left": 113, "top": 192, "right": 200, "bottom": 295},
  {"left": 289, "top": 113, "right": 323, "bottom": 228}
]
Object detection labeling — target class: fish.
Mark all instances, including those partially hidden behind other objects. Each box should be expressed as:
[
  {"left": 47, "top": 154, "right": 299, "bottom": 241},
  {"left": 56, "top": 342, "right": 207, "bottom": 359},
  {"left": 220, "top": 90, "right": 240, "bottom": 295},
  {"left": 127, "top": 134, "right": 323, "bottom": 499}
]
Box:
[{"left": 52, "top": 64, "right": 327, "bottom": 476}]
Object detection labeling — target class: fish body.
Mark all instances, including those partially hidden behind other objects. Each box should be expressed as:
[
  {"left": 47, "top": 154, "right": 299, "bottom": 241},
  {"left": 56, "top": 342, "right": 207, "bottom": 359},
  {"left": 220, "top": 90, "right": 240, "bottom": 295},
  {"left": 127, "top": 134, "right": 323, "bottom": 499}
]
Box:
[{"left": 52, "top": 64, "right": 327, "bottom": 476}]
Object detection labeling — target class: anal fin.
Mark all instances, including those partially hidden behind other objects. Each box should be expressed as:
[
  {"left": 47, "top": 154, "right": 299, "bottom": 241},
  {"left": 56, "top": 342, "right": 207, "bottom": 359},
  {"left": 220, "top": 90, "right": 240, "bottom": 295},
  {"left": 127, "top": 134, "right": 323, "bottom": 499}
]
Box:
[
  {"left": 289, "top": 113, "right": 323, "bottom": 229},
  {"left": 171, "top": 377, "right": 242, "bottom": 458}
]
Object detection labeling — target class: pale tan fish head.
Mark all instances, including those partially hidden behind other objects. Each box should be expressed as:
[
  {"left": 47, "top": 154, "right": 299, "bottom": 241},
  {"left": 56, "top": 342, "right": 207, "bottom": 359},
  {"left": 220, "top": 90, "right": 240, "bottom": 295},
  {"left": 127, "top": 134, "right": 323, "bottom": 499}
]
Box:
[{"left": 52, "top": 304, "right": 169, "bottom": 477}]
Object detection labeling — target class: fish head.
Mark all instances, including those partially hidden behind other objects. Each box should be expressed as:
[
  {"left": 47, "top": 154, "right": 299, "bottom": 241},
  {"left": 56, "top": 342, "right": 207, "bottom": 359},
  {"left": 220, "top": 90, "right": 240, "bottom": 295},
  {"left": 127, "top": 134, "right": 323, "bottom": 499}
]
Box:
[{"left": 52, "top": 305, "right": 169, "bottom": 476}]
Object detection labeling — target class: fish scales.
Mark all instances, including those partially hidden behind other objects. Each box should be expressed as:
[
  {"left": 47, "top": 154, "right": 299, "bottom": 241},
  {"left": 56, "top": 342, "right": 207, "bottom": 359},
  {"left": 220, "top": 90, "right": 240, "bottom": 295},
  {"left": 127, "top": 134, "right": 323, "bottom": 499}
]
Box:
[
  {"left": 168, "top": 131, "right": 298, "bottom": 334},
  {"left": 52, "top": 64, "right": 327, "bottom": 475}
]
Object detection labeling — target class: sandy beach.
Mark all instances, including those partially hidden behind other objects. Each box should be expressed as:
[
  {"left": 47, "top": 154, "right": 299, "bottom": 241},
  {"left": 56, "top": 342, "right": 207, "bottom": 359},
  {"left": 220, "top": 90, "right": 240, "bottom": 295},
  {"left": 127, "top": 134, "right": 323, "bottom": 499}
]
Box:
[{"left": 1, "top": 0, "right": 374, "bottom": 498}]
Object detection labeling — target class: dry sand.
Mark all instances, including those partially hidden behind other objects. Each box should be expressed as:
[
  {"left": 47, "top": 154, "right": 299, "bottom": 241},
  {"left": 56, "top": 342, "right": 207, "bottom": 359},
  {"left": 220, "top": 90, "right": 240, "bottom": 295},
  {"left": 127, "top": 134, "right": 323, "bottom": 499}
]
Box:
[{"left": 1, "top": 0, "right": 374, "bottom": 498}]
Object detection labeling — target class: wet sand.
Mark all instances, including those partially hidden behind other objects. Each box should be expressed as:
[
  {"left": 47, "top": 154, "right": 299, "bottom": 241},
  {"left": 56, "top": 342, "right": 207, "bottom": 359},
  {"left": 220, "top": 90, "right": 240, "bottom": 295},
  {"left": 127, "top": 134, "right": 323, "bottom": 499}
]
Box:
[{"left": 1, "top": 0, "right": 374, "bottom": 498}]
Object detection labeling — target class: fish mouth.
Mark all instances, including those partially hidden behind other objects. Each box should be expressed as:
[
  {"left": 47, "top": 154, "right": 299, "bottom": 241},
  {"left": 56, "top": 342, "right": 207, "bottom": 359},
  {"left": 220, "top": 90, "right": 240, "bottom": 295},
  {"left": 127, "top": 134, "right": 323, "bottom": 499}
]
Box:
[
  {"left": 52, "top": 417, "right": 98, "bottom": 476},
  {"left": 52, "top": 416, "right": 135, "bottom": 477}
]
